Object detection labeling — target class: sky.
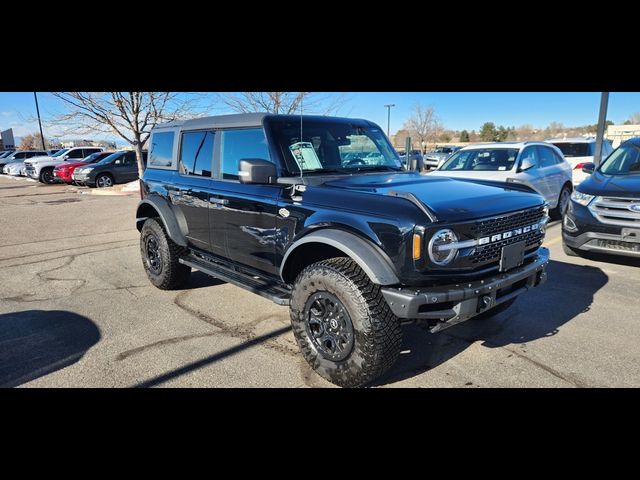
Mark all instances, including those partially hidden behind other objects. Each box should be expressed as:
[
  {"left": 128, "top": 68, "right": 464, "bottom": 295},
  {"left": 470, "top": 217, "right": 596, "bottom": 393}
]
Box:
[{"left": 1, "top": 92, "right": 639, "bottom": 146}]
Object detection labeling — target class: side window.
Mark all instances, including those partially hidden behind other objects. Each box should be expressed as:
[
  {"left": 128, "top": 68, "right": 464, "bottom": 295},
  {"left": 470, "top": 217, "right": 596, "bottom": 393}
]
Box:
[
  {"left": 124, "top": 152, "right": 137, "bottom": 165},
  {"left": 537, "top": 146, "right": 557, "bottom": 167},
  {"left": 114, "top": 154, "right": 125, "bottom": 165},
  {"left": 519, "top": 147, "right": 539, "bottom": 169},
  {"left": 84, "top": 148, "right": 100, "bottom": 157},
  {"left": 220, "top": 128, "right": 271, "bottom": 181},
  {"left": 149, "top": 131, "right": 175, "bottom": 168},
  {"left": 16, "top": 152, "right": 27, "bottom": 159},
  {"left": 67, "top": 149, "right": 84, "bottom": 159},
  {"left": 179, "top": 130, "right": 214, "bottom": 177},
  {"left": 551, "top": 149, "right": 564, "bottom": 164}
]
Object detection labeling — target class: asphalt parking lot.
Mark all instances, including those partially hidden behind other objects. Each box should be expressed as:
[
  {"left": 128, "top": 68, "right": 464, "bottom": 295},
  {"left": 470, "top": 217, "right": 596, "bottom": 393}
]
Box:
[{"left": 1, "top": 174, "right": 640, "bottom": 388}]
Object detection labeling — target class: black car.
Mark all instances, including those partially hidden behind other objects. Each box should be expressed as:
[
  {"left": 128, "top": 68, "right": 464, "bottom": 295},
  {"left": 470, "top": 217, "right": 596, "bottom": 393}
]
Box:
[
  {"left": 136, "top": 113, "right": 550, "bottom": 387},
  {"left": 562, "top": 137, "right": 640, "bottom": 258},
  {"left": 73, "top": 150, "right": 147, "bottom": 187}
]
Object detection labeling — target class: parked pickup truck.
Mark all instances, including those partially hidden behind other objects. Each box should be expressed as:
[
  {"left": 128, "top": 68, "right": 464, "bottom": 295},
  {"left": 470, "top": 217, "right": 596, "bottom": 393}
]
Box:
[
  {"left": 24, "top": 146, "right": 104, "bottom": 183},
  {"left": 136, "top": 113, "right": 550, "bottom": 387}
]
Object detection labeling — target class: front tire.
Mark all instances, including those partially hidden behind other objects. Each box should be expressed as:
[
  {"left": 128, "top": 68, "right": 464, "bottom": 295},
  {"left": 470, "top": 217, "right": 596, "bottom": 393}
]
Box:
[
  {"left": 96, "top": 173, "right": 114, "bottom": 188},
  {"left": 290, "top": 257, "right": 402, "bottom": 388},
  {"left": 551, "top": 184, "right": 572, "bottom": 220},
  {"left": 140, "top": 218, "right": 191, "bottom": 290},
  {"left": 39, "top": 167, "right": 55, "bottom": 184}
]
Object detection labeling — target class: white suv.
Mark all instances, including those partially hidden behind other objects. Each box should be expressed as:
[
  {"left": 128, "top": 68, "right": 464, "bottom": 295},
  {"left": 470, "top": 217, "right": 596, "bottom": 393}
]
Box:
[
  {"left": 545, "top": 137, "right": 614, "bottom": 186},
  {"left": 25, "top": 146, "right": 104, "bottom": 184}
]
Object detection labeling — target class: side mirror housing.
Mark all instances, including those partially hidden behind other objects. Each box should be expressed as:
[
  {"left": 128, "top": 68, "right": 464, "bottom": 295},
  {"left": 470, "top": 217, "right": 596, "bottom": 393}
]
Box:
[
  {"left": 519, "top": 158, "right": 535, "bottom": 172},
  {"left": 581, "top": 162, "right": 595, "bottom": 174},
  {"left": 62, "top": 155, "right": 69, "bottom": 160},
  {"left": 239, "top": 158, "right": 277, "bottom": 184}
]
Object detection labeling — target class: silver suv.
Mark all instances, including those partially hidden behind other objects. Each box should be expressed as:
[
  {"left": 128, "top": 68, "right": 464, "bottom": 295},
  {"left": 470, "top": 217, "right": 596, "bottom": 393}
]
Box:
[
  {"left": 424, "top": 145, "right": 461, "bottom": 169},
  {"left": 429, "top": 141, "right": 573, "bottom": 219},
  {"left": 546, "top": 137, "right": 614, "bottom": 186}
]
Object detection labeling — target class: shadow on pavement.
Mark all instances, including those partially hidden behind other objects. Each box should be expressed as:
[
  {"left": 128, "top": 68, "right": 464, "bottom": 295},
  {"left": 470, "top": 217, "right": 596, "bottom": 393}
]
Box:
[
  {"left": 186, "top": 270, "right": 226, "bottom": 289},
  {"left": 0, "top": 310, "right": 101, "bottom": 387},
  {"left": 375, "top": 259, "right": 609, "bottom": 386},
  {"left": 577, "top": 251, "right": 640, "bottom": 268}
]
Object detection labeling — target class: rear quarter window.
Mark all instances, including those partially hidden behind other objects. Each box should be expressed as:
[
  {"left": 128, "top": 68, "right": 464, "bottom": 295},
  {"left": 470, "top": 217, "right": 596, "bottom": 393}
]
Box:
[{"left": 149, "top": 131, "right": 175, "bottom": 168}]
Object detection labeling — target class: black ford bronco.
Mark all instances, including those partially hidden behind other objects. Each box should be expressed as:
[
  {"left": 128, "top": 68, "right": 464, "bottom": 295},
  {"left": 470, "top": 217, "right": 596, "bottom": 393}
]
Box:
[{"left": 136, "top": 113, "right": 550, "bottom": 387}]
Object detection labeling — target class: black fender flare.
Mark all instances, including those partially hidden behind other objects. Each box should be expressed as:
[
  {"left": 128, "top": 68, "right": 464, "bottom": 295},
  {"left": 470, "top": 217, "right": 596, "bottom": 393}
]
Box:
[
  {"left": 280, "top": 229, "right": 400, "bottom": 286},
  {"left": 136, "top": 197, "right": 188, "bottom": 247}
]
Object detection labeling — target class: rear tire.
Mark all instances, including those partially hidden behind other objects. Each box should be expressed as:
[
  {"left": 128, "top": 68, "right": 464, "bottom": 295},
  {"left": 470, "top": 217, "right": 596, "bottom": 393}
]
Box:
[
  {"left": 140, "top": 218, "right": 191, "bottom": 290},
  {"left": 290, "top": 257, "right": 402, "bottom": 388},
  {"left": 562, "top": 241, "right": 581, "bottom": 257}
]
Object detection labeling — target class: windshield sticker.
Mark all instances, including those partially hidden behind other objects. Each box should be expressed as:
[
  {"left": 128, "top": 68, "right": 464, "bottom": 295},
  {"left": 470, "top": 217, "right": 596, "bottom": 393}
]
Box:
[
  {"left": 289, "top": 142, "right": 323, "bottom": 170},
  {"left": 498, "top": 166, "right": 507, "bottom": 171}
]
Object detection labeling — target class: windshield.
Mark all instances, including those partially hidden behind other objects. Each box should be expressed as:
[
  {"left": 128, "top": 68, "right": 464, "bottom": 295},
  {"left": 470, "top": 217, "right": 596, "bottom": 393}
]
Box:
[
  {"left": 83, "top": 152, "right": 108, "bottom": 163},
  {"left": 440, "top": 148, "right": 520, "bottom": 171},
  {"left": 51, "top": 148, "right": 70, "bottom": 157},
  {"left": 433, "top": 147, "right": 453, "bottom": 153},
  {"left": 269, "top": 119, "right": 403, "bottom": 174},
  {"left": 551, "top": 142, "right": 590, "bottom": 157},
  {"left": 93, "top": 151, "right": 124, "bottom": 165},
  {"left": 599, "top": 143, "right": 640, "bottom": 175}
]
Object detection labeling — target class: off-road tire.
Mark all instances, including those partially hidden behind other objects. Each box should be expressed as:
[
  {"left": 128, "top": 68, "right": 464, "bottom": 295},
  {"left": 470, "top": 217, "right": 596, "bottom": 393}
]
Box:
[
  {"left": 140, "top": 218, "right": 191, "bottom": 290},
  {"left": 290, "top": 257, "right": 402, "bottom": 388},
  {"left": 472, "top": 297, "right": 517, "bottom": 321},
  {"left": 562, "top": 241, "right": 581, "bottom": 257}
]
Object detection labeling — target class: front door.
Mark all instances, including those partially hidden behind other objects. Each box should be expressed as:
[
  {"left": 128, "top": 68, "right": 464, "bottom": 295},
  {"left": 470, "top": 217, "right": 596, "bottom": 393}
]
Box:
[
  {"left": 516, "top": 146, "right": 554, "bottom": 203},
  {"left": 209, "top": 128, "right": 280, "bottom": 276}
]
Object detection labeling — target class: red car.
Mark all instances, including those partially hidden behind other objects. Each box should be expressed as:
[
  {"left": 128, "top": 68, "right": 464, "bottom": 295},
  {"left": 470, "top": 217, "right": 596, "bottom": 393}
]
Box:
[{"left": 54, "top": 151, "right": 116, "bottom": 184}]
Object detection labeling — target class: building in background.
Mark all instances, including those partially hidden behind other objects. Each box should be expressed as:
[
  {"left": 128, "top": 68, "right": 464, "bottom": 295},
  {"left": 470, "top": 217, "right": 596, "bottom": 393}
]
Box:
[
  {"left": 606, "top": 124, "right": 640, "bottom": 147},
  {"left": 0, "top": 128, "right": 15, "bottom": 150}
]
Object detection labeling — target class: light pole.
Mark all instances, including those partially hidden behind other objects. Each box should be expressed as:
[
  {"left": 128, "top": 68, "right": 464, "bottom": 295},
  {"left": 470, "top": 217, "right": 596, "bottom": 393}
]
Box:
[
  {"left": 34, "top": 92, "right": 46, "bottom": 150},
  {"left": 384, "top": 104, "right": 395, "bottom": 139}
]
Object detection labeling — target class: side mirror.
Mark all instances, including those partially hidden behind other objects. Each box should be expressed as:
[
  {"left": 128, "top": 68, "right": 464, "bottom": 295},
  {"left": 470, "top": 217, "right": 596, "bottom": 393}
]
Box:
[
  {"left": 239, "top": 158, "right": 277, "bottom": 184},
  {"left": 519, "top": 158, "right": 535, "bottom": 172},
  {"left": 581, "top": 162, "right": 595, "bottom": 174}
]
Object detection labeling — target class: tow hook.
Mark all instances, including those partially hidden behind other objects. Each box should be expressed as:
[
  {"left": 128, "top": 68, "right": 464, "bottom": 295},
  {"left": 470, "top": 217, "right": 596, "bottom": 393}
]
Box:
[{"left": 478, "top": 294, "right": 493, "bottom": 312}]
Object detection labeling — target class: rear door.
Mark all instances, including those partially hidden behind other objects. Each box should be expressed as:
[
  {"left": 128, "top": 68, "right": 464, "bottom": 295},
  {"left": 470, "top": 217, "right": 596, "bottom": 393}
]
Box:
[
  {"left": 537, "top": 145, "right": 565, "bottom": 205},
  {"left": 515, "top": 146, "right": 554, "bottom": 202},
  {"left": 170, "top": 130, "right": 217, "bottom": 252}
]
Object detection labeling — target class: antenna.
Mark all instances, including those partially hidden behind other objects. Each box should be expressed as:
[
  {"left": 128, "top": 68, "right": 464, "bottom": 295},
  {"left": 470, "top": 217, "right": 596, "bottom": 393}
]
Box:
[{"left": 300, "top": 94, "right": 304, "bottom": 180}]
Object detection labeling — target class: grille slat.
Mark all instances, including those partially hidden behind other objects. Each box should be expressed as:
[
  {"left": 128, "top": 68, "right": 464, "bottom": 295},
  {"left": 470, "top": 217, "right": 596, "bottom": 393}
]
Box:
[
  {"left": 589, "top": 196, "right": 640, "bottom": 227},
  {"left": 469, "top": 206, "right": 545, "bottom": 265}
]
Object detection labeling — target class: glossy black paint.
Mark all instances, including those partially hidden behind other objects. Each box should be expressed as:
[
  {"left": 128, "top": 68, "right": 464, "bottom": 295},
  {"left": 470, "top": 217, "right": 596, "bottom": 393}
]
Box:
[
  {"left": 139, "top": 115, "right": 546, "bottom": 288},
  {"left": 576, "top": 169, "right": 640, "bottom": 198}
]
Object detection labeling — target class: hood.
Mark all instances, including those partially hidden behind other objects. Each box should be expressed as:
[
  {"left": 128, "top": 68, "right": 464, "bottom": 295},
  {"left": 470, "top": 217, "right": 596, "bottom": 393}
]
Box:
[
  {"left": 578, "top": 171, "right": 640, "bottom": 198},
  {"left": 322, "top": 172, "right": 544, "bottom": 222},
  {"left": 55, "top": 161, "right": 86, "bottom": 169},
  {"left": 425, "top": 152, "right": 448, "bottom": 160},
  {"left": 27, "top": 155, "right": 54, "bottom": 164}
]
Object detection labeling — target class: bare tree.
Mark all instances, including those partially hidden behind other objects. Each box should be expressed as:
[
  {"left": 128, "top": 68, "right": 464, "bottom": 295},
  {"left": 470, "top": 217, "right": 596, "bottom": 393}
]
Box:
[
  {"left": 219, "top": 92, "right": 349, "bottom": 115},
  {"left": 403, "top": 104, "right": 441, "bottom": 151},
  {"left": 51, "top": 92, "right": 206, "bottom": 177},
  {"left": 626, "top": 112, "right": 640, "bottom": 124},
  {"left": 19, "top": 132, "right": 47, "bottom": 150}
]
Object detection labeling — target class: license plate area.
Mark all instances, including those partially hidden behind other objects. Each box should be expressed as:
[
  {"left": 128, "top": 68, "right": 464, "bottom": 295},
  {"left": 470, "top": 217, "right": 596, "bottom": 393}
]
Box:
[
  {"left": 622, "top": 228, "right": 640, "bottom": 244},
  {"left": 499, "top": 241, "right": 526, "bottom": 272}
]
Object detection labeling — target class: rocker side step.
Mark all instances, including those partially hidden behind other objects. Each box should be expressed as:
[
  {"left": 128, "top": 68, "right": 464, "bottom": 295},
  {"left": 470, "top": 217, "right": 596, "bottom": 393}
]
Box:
[{"left": 179, "top": 255, "right": 291, "bottom": 306}]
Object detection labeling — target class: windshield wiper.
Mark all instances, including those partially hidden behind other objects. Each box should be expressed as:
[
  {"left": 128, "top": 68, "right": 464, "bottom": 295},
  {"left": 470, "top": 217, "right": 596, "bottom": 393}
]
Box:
[{"left": 352, "top": 165, "right": 403, "bottom": 172}]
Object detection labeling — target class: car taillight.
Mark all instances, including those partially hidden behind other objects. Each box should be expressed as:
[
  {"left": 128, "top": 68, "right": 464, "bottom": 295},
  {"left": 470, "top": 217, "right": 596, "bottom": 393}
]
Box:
[{"left": 574, "top": 162, "right": 587, "bottom": 170}]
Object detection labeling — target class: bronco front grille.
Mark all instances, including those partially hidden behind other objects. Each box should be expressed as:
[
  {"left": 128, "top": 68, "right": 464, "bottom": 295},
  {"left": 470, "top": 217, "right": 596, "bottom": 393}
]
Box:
[{"left": 469, "top": 206, "right": 546, "bottom": 265}]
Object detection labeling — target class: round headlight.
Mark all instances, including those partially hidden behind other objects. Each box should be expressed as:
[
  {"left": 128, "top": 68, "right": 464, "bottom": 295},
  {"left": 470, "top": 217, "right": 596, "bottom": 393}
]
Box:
[{"left": 428, "top": 228, "right": 459, "bottom": 266}]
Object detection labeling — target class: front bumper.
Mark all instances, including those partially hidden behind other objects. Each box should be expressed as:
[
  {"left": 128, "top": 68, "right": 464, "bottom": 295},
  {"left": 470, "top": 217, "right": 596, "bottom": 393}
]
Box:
[
  {"left": 381, "top": 247, "right": 549, "bottom": 332},
  {"left": 563, "top": 201, "right": 640, "bottom": 258},
  {"left": 25, "top": 166, "right": 38, "bottom": 179}
]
